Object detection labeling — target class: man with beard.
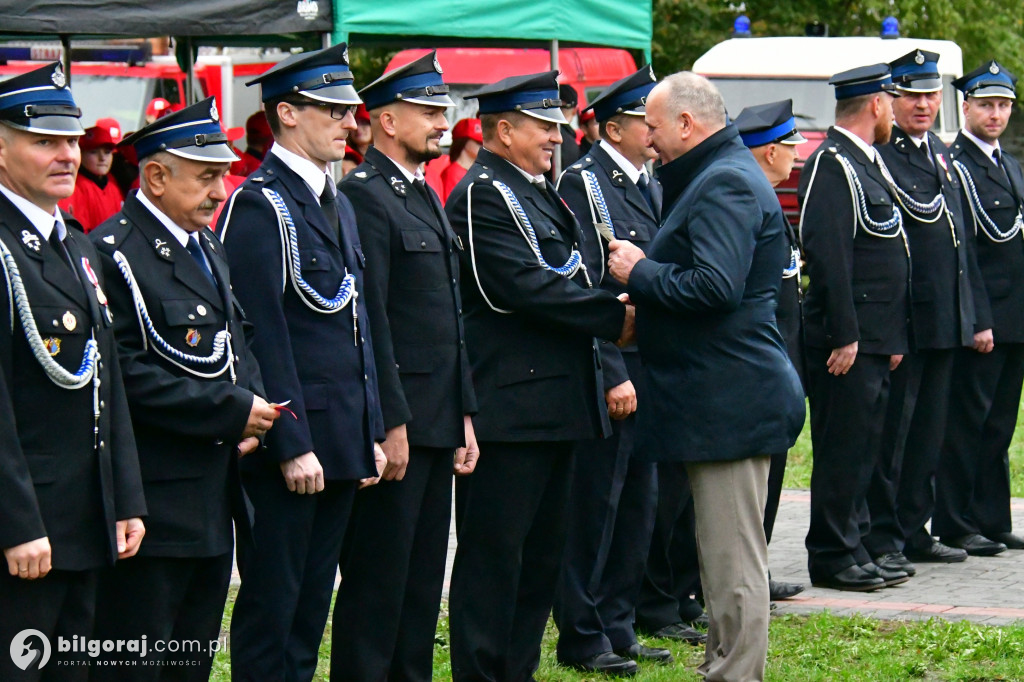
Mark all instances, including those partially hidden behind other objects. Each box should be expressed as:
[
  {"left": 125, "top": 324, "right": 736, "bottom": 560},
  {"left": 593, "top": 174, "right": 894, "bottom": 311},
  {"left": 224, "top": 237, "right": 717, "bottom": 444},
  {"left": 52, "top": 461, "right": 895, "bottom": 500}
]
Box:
[
  {"left": 934, "top": 61, "right": 1024, "bottom": 553},
  {"left": 219, "top": 44, "right": 386, "bottom": 682},
  {"left": 445, "top": 70, "right": 632, "bottom": 682},
  {"left": 331, "top": 51, "right": 480, "bottom": 682},
  {"left": 87, "top": 97, "right": 280, "bottom": 679},
  {"left": 799, "top": 64, "right": 912, "bottom": 592},
  {"left": 864, "top": 49, "right": 986, "bottom": 571}
]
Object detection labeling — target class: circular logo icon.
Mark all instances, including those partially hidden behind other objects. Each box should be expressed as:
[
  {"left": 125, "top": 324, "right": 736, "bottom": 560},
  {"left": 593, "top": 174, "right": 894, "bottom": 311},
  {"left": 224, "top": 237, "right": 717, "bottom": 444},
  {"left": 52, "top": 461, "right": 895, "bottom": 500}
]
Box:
[
  {"left": 991, "top": 63, "right": 1000, "bottom": 75},
  {"left": 434, "top": 56, "right": 443, "bottom": 74},
  {"left": 209, "top": 101, "right": 219, "bottom": 122},
  {"left": 10, "top": 629, "right": 51, "bottom": 671},
  {"left": 914, "top": 52, "right": 925, "bottom": 65}
]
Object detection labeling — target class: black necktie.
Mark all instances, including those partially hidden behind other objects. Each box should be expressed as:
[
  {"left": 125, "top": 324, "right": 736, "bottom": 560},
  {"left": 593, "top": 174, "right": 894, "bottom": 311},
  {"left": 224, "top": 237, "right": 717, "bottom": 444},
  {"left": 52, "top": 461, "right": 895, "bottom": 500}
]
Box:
[
  {"left": 919, "top": 140, "right": 934, "bottom": 167},
  {"left": 533, "top": 179, "right": 549, "bottom": 196},
  {"left": 48, "top": 227, "right": 75, "bottom": 272},
  {"left": 186, "top": 236, "right": 216, "bottom": 287},
  {"left": 992, "top": 149, "right": 1013, "bottom": 186},
  {"left": 413, "top": 179, "right": 445, "bottom": 226},
  {"left": 637, "top": 174, "right": 655, "bottom": 212},
  {"left": 319, "top": 183, "right": 341, "bottom": 241}
]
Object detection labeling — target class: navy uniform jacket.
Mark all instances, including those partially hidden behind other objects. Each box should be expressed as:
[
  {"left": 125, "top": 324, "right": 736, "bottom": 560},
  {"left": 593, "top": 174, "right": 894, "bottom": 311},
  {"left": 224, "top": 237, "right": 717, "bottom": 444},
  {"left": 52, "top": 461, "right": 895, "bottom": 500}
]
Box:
[
  {"left": 219, "top": 152, "right": 384, "bottom": 480},
  {"left": 627, "top": 125, "right": 804, "bottom": 463},
  {"left": 90, "top": 191, "right": 265, "bottom": 557},
  {"left": 799, "top": 127, "right": 911, "bottom": 355},
  {"left": 877, "top": 126, "right": 985, "bottom": 348},
  {"left": 950, "top": 132, "right": 1024, "bottom": 343},
  {"left": 445, "top": 147, "right": 626, "bottom": 442},
  {"left": 557, "top": 141, "right": 662, "bottom": 390},
  {"left": 0, "top": 193, "right": 146, "bottom": 570},
  {"left": 339, "top": 147, "right": 475, "bottom": 448}
]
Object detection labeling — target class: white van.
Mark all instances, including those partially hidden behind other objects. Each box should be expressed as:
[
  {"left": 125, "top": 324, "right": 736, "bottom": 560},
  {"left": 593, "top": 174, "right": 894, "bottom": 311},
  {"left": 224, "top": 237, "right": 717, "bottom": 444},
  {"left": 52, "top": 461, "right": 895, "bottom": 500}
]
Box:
[{"left": 693, "top": 36, "right": 964, "bottom": 144}]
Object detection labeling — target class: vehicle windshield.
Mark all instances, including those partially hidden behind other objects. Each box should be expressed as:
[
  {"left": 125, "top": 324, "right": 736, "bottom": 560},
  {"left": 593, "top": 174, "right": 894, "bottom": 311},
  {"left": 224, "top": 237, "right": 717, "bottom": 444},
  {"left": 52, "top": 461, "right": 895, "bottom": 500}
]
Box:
[
  {"left": 71, "top": 75, "right": 155, "bottom": 132},
  {"left": 711, "top": 76, "right": 960, "bottom": 138},
  {"left": 710, "top": 77, "right": 836, "bottom": 131}
]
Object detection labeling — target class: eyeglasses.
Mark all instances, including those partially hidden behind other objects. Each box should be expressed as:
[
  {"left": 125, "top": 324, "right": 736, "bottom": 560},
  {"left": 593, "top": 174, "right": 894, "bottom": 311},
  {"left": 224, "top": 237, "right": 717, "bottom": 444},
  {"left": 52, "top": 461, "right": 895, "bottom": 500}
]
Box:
[{"left": 287, "top": 99, "right": 358, "bottom": 120}]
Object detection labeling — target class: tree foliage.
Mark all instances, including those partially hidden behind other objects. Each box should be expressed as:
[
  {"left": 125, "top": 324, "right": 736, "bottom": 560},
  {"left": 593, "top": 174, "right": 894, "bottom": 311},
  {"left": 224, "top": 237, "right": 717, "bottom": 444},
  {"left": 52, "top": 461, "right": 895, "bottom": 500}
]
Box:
[{"left": 652, "top": 0, "right": 1024, "bottom": 80}]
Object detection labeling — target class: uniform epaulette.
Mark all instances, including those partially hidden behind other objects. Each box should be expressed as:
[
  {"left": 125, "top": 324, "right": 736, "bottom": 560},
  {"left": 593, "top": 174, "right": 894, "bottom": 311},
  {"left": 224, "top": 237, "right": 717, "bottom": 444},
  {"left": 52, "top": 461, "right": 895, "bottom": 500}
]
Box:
[
  {"left": 565, "top": 156, "right": 596, "bottom": 174},
  {"left": 343, "top": 166, "right": 379, "bottom": 184},
  {"left": 91, "top": 218, "right": 131, "bottom": 252},
  {"left": 245, "top": 167, "right": 276, "bottom": 187}
]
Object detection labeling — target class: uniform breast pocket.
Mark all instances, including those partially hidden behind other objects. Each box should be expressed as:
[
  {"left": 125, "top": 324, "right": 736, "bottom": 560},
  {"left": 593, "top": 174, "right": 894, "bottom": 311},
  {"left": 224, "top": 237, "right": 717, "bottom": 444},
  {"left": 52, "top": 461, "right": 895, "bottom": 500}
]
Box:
[
  {"left": 33, "top": 305, "right": 88, "bottom": 368},
  {"left": 400, "top": 229, "right": 443, "bottom": 254},
  {"left": 160, "top": 298, "right": 218, "bottom": 352},
  {"left": 864, "top": 188, "right": 895, "bottom": 221},
  {"left": 612, "top": 220, "right": 653, "bottom": 244},
  {"left": 299, "top": 248, "right": 331, "bottom": 272}
]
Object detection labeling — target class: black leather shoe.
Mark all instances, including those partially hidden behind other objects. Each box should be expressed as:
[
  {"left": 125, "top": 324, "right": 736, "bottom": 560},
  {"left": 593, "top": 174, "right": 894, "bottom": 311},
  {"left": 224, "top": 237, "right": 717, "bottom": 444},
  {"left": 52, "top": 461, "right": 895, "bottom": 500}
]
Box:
[
  {"left": 565, "top": 652, "right": 638, "bottom": 677},
  {"left": 905, "top": 540, "right": 968, "bottom": 563},
  {"left": 860, "top": 561, "right": 910, "bottom": 587},
  {"left": 614, "top": 643, "right": 674, "bottom": 665},
  {"left": 649, "top": 622, "right": 707, "bottom": 645},
  {"left": 944, "top": 534, "right": 1007, "bottom": 556},
  {"left": 874, "top": 552, "right": 917, "bottom": 577},
  {"left": 769, "top": 578, "right": 805, "bottom": 600},
  {"left": 988, "top": 532, "right": 1024, "bottom": 550},
  {"left": 811, "top": 564, "right": 885, "bottom": 592},
  {"left": 684, "top": 612, "right": 710, "bottom": 630}
]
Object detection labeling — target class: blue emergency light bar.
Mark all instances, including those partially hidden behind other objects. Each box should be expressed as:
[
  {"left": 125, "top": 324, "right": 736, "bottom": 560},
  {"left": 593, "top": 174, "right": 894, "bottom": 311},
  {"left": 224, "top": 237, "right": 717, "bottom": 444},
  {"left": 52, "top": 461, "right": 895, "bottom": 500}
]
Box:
[{"left": 0, "top": 44, "right": 150, "bottom": 65}]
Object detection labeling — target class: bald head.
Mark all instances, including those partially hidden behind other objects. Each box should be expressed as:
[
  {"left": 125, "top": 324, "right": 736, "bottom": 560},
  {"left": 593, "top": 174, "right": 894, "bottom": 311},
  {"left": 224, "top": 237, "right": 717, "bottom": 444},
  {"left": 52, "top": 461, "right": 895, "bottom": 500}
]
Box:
[{"left": 644, "top": 72, "right": 727, "bottom": 164}]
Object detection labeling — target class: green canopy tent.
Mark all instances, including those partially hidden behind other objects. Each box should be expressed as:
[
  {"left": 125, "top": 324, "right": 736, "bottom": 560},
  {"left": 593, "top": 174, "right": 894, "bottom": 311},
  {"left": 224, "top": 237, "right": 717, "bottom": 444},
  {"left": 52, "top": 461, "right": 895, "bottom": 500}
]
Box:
[
  {"left": 334, "top": 0, "right": 652, "bottom": 59},
  {"left": 333, "top": 0, "right": 653, "bottom": 173}
]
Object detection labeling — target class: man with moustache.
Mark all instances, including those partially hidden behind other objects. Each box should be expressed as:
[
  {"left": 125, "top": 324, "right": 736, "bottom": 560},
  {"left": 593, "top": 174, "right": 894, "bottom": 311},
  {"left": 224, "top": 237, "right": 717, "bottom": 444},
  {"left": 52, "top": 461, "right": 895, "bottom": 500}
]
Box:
[
  {"left": 445, "top": 70, "right": 632, "bottom": 682},
  {"left": 331, "top": 51, "right": 479, "bottom": 682},
  {"left": 934, "top": 61, "right": 1024, "bottom": 553},
  {"left": 0, "top": 62, "right": 146, "bottom": 682},
  {"left": 218, "top": 44, "right": 386, "bottom": 682},
  {"left": 864, "top": 49, "right": 987, "bottom": 570},
  {"left": 799, "top": 64, "right": 912, "bottom": 592},
  {"left": 735, "top": 98, "right": 809, "bottom": 601},
  {"left": 87, "top": 98, "right": 281, "bottom": 679},
  {"left": 607, "top": 71, "right": 804, "bottom": 682},
  {"left": 553, "top": 66, "right": 672, "bottom": 676}
]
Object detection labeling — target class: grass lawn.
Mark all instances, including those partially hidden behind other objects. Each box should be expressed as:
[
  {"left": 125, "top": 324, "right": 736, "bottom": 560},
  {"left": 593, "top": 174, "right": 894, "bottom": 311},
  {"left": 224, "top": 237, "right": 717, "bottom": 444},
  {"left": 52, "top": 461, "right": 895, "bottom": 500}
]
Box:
[
  {"left": 211, "top": 589, "right": 1024, "bottom": 681},
  {"left": 783, "top": 398, "right": 1024, "bottom": 498},
  {"left": 209, "top": 400, "right": 1024, "bottom": 680}
]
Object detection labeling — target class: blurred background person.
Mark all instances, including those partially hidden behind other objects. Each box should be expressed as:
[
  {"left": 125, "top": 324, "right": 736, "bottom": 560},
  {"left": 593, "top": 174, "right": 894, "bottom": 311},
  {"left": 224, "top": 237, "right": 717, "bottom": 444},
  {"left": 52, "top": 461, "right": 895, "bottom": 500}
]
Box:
[
  {"left": 231, "top": 110, "right": 273, "bottom": 178},
  {"left": 59, "top": 117, "right": 124, "bottom": 232},
  {"left": 440, "top": 117, "right": 482, "bottom": 202}
]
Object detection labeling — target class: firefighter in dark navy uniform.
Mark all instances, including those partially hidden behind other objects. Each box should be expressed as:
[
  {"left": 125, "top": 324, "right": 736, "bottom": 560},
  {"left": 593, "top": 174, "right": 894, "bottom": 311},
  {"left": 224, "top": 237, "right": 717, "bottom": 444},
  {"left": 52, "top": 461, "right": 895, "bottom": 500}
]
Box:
[
  {"left": 87, "top": 97, "right": 280, "bottom": 679},
  {"left": 0, "top": 62, "right": 146, "bottom": 682},
  {"left": 735, "top": 98, "right": 809, "bottom": 602},
  {"left": 330, "top": 51, "right": 480, "bottom": 682},
  {"left": 444, "top": 70, "right": 632, "bottom": 682},
  {"left": 553, "top": 66, "right": 671, "bottom": 676},
  {"left": 864, "top": 49, "right": 986, "bottom": 569},
  {"left": 217, "top": 43, "right": 386, "bottom": 682},
  {"left": 798, "top": 64, "right": 912, "bottom": 592},
  {"left": 934, "top": 61, "right": 1024, "bottom": 553}
]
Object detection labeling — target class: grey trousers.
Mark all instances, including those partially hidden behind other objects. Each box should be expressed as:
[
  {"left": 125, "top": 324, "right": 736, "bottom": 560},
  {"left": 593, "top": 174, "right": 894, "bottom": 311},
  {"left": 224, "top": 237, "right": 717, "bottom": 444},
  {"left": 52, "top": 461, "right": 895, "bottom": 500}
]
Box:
[{"left": 687, "top": 455, "right": 770, "bottom": 682}]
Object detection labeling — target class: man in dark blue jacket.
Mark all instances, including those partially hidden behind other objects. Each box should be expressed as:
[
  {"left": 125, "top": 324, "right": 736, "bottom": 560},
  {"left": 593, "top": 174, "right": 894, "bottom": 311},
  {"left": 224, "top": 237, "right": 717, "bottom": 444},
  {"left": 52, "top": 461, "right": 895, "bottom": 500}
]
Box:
[
  {"left": 217, "top": 44, "right": 386, "bottom": 682},
  {"left": 608, "top": 71, "right": 804, "bottom": 682}
]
